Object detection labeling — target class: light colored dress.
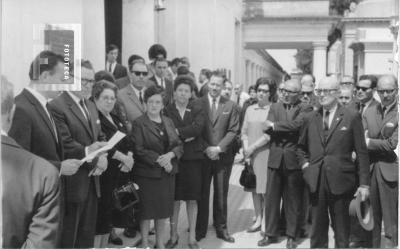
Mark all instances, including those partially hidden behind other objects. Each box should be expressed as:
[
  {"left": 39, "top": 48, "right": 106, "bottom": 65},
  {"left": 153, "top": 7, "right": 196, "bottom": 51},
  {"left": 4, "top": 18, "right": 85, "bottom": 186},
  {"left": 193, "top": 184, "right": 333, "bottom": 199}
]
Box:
[{"left": 241, "top": 103, "right": 271, "bottom": 194}]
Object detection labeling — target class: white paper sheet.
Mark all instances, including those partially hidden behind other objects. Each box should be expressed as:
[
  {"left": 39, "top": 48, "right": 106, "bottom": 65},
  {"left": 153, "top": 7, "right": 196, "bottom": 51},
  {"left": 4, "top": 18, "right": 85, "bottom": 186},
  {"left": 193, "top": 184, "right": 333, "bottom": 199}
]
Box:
[{"left": 80, "top": 131, "right": 126, "bottom": 163}]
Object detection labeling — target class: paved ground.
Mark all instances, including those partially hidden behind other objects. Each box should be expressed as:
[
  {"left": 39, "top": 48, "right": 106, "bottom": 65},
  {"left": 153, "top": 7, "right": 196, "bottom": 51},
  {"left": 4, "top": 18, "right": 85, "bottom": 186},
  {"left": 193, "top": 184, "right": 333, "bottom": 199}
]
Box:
[{"left": 108, "top": 162, "right": 386, "bottom": 248}]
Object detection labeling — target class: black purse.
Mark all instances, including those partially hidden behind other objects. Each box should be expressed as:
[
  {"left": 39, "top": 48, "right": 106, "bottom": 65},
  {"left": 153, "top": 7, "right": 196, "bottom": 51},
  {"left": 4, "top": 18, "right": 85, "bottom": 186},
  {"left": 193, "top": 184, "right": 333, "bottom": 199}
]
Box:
[
  {"left": 239, "top": 161, "right": 256, "bottom": 189},
  {"left": 112, "top": 181, "right": 140, "bottom": 211}
]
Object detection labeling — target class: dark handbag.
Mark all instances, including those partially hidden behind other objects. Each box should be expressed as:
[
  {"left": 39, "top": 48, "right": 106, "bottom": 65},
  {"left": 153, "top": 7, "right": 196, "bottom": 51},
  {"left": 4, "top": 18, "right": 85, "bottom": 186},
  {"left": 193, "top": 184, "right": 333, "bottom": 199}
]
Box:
[
  {"left": 112, "top": 181, "right": 140, "bottom": 211},
  {"left": 239, "top": 161, "right": 256, "bottom": 189}
]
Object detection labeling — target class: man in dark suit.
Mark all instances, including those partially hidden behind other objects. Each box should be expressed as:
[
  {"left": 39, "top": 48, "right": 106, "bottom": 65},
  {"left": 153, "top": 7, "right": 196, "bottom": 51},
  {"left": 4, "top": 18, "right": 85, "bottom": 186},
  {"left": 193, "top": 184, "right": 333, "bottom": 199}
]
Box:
[
  {"left": 362, "top": 75, "right": 398, "bottom": 248},
  {"left": 115, "top": 54, "right": 145, "bottom": 89},
  {"left": 198, "top": 68, "right": 211, "bottom": 98},
  {"left": 49, "top": 60, "right": 108, "bottom": 248},
  {"left": 196, "top": 71, "right": 240, "bottom": 243},
  {"left": 1, "top": 76, "right": 61, "bottom": 248},
  {"left": 106, "top": 44, "right": 127, "bottom": 80},
  {"left": 258, "top": 79, "right": 313, "bottom": 249},
  {"left": 297, "top": 76, "right": 370, "bottom": 248},
  {"left": 149, "top": 58, "right": 174, "bottom": 106},
  {"left": 9, "top": 50, "right": 82, "bottom": 176},
  {"left": 348, "top": 74, "right": 379, "bottom": 247}
]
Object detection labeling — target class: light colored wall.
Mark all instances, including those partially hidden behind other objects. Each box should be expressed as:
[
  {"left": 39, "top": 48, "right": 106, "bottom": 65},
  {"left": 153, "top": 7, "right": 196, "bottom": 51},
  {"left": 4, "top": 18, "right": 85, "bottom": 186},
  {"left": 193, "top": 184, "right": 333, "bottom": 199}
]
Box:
[{"left": 1, "top": 0, "right": 105, "bottom": 94}]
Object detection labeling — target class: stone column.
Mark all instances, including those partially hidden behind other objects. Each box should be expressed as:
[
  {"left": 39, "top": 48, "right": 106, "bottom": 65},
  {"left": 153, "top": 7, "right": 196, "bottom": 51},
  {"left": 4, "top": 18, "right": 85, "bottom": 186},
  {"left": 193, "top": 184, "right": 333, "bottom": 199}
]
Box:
[{"left": 312, "top": 41, "right": 328, "bottom": 84}]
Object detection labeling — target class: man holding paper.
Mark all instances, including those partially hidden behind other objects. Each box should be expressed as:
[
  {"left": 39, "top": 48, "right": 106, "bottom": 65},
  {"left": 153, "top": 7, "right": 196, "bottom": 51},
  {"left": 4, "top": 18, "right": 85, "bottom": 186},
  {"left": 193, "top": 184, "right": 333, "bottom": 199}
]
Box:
[{"left": 48, "top": 60, "right": 109, "bottom": 248}]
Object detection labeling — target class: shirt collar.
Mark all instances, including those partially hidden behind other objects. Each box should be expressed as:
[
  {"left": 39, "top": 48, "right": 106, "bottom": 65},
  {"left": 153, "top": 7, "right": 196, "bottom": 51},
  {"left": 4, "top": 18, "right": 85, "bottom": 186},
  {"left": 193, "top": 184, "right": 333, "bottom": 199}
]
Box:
[
  {"left": 381, "top": 100, "right": 396, "bottom": 112},
  {"left": 323, "top": 103, "right": 338, "bottom": 114},
  {"left": 26, "top": 87, "right": 48, "bottom": 107},
  {"left": 208, "top": 93, "right": 220, "bottom": 104},
  {"left": 66, "top": 91, "right": 82, "bottom": 105},
  {"left": 363, "top": 98, "right": 373, "bottom": 108},
  {"left": 130, "top": 84, "right": 143, "bottom": 96}
]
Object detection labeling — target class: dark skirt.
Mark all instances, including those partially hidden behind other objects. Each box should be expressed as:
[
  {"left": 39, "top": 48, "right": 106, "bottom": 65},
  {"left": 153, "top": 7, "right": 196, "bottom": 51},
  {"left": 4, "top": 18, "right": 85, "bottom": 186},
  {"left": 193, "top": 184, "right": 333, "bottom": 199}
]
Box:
[
  {"left": 175, "top": 159, "right": 203, "bottom": 200},
  {"left": 96, "top": 159, "right": 133, "bottom": 234},
  {"left": 135, "top": 171, "right": 175, "bottom": 220}
]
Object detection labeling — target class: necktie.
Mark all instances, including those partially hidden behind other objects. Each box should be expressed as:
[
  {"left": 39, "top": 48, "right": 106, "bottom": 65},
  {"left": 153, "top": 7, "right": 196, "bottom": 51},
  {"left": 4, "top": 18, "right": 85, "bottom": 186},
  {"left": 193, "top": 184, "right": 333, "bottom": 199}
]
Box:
[
  {"left": 323, "top": 110, "right": 330, "bottom": 131},
  {"left": 284, "top": 103, "right": 292, "bottom": 111},
  {"left": 139, "top": 91, "right": 143, "bottom": 105},
  {"left": 381, "top": 106, "right": 387, "bottom": 120},
  {"left": 359, "top": 103, "right": 365, "bottom": 114},
  {"left": 108, "top": 63, "right": 112, "bottom": 73},
  {"left": 161, "top": 78, "right": 165, "bottom": 89},
  {"left": 46, "top": 103, "right": 58, "bottom": 143},
  {"left": 211, "top": 97, "right": 217, "bottom": 121},
  {"left": 79, "top": 99, "right": 91, "bottom": 124}
]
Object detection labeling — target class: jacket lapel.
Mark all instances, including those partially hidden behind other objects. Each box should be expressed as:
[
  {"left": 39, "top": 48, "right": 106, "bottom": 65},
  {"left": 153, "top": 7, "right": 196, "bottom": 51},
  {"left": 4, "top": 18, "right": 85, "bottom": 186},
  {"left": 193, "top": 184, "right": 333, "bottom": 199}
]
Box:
[
  {"left": 23, "top": 89, "right": 58, "bottom": 143},
  {"left": 314, "top": 109, "right": 325, "bottom": 145},
  {"left": 325, "top": 105, "right": 344, "bottom": 144},
  {"left": 126, "top": 85, "right": 144, "bottom": 112},
  {"left": 63, "top": 92, "right": 93, "bottom": 138},
  {"left": 213, "top": 97, "right": 226, "bottom": 126},
  {"left": 381, "top": 102, "right": 398, "bottom": 126}
]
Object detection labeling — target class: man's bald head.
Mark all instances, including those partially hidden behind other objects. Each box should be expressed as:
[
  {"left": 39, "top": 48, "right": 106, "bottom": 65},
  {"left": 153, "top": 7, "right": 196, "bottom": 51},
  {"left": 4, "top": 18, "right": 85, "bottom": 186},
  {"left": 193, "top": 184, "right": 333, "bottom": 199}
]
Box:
[
  {"left": 319, "top": 76, "right": 340, "bottom": 90},
  {"left": 301, "top": 74, "right": 315, "bottom": 85},
  {"left": 378, "top": 74, "right": 398, "bottom": 88},
  {"left": 285, "top": 79, "right": 302, "bottom": 92},
  {"left": 377, "top": 74, "right": 398, "bottom": 106}
]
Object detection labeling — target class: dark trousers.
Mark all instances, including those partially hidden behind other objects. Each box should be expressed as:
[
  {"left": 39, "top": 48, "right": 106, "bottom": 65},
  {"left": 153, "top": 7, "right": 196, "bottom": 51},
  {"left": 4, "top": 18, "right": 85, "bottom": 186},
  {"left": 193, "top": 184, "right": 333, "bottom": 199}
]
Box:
[
  {"left": 370, "top": 165, "right": 398, "bottom": 247},
  {"left": 310, "top": 166, "right": 352, "bottom": 248},
  {"left": 60, "top": 181, "right": 98, "bottom": 248},
  {"left": 196, "top": 158, "right": 233, "bottom": 237},
  {"left": 264, "top": 164, "right": 303, "bottom": 238},
  {"left": 298, "top": 184, "right": 311, "bottom": 235}
]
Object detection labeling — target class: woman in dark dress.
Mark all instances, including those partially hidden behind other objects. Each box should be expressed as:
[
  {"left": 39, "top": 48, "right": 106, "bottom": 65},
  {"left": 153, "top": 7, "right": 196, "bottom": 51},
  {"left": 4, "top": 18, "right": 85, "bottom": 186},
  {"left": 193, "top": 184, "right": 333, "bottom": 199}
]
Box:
[
  {"left": 92, "top": 80, "right": 134, "bottom": 248},
  {"left": 164, "top": 75, "right": 206, "bottom": 249},
  {"left": 131, "top": 85, "right": 183, "bottom": 249}
]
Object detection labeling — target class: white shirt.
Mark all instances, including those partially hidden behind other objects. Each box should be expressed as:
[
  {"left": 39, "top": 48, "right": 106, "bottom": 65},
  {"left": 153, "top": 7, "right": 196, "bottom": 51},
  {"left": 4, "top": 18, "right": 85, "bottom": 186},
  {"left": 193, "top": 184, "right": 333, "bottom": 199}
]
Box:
[
  {"left": 208, "top": 94, "right": 221, "bottom": 110},
  {"left": 66, "top": 92, "right": 89, "bottom": 120},
  {"left": 106, "top": 61, "right": 117, "bottom": 74},
  {"left": 154, "top": 75, "right": 165, "bottom": 88},
  {"left": 130, "top": 84, "right": 144, "bottom": 102},
  {"left": 1, "top": 129, "right": 7, "bottom": 136},
  {"left": 323, "top": 103, "right": 338, "bottom": 129}
]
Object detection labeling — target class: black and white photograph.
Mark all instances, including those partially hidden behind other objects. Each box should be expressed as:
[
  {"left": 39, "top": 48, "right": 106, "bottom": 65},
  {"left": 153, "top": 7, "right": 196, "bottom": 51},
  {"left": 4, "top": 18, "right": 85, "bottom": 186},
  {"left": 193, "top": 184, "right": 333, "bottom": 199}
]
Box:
[{"left": 1, "top": 0, "right": 399, "bottom": 248}]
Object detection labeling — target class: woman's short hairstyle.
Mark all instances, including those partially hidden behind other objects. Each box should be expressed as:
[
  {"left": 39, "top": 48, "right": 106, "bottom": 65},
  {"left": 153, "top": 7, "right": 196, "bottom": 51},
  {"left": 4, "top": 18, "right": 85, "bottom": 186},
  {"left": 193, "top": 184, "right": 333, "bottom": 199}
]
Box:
[
  {"left": 148, "top": 44, "right": 167, "bottom": 60},
  {"left": 91, "top": 80, "right": 118, "bottom": 100},
  {"left": 177, "top": 65, "right": 190, "bottom": 76},
  {"left": 248, "top": 85, "right": 256, "bottom": 94},
  {"left": 174, "top": 75, "right": 195, "bottom": 92},
  {"left": 94, "top": 70, "right": 116, "bottom": 83},
  {"left": 144, "top": 85, "right": 164, "bottom": 103},
  {"left": 255, "top": 77, "right": 277, "bottom": 102}
]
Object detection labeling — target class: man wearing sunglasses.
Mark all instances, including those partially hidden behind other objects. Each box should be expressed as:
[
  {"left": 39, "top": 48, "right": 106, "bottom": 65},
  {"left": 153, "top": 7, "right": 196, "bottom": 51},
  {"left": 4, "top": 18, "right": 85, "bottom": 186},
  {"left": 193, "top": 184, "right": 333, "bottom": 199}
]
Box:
[
  {"left": 298, "top": 76, "right": 369, "bottom": 248},
  {"left": 258, "top": 79, "right": 313, "bottom": 249},
  {"left": 117, "top": 61, "right": 149, "bottom": 133},
  {"left": 362, "top": 75, "right": 398, "bottom": 248},
  {"left": 350, "top": 75, "right": 379, "bottom": 116},
  {"left": 300, "top": 74, "right": 319, "bottom": 110}
]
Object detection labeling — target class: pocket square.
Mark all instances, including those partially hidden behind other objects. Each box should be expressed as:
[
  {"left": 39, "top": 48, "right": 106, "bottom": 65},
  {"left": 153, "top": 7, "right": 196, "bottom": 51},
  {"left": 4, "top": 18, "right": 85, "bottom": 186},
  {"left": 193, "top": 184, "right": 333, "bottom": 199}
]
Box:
[
  {"left": 340, "top": 126, "right": 348, "bottom": 131},
  {"left": 386, "top": 122, "right": 395, "bottom": 127},
  {"left": 222, "top": 111, "right": 230, "bottom": 115}
]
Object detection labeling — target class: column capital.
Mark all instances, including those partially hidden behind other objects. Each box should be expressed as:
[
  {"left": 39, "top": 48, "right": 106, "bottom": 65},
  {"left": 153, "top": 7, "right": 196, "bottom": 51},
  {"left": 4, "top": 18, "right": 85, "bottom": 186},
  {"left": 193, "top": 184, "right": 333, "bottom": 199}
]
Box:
[{"left": 312, "top": 41, "right": 329, "bottom": 49}]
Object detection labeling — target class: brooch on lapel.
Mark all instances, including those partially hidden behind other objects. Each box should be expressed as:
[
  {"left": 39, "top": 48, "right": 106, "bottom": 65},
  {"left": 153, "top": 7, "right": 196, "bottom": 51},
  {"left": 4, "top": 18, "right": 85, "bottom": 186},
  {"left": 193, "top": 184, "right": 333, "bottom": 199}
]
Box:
[
  {"left": 340, "top": 126, "right": 348, "bottom": 131},
  {"left": 160, "top": 131, "right": 164, "bottom": 136},
  {"left": 96, "top": 119, "right": 100, "bottom": 125},
  {"left": 118, "top": 122, "right": 123, "bottom": 127},
  {"left": 186, "top": 109, "right": 191, "bottom": 112}
]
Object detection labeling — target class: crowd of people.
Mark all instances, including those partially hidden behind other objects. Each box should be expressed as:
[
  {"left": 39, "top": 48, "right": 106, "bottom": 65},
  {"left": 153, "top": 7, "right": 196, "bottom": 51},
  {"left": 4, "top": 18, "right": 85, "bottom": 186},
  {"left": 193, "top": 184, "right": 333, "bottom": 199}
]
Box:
[{"left": 1, "top": 42, "right": 398, "bottom": 249}]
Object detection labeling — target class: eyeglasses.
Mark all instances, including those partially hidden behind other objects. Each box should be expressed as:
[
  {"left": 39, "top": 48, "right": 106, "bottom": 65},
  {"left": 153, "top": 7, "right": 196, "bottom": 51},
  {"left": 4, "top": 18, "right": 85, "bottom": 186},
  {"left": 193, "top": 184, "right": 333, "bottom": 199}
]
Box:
[
  {"left": 340, "top": 82, "right": 354, "bottom": 86},
  {"left": 301, "top": 91, "right": 313, "bottom": 96},
  {"left": 131, "top": 71, "right": 148, "bottom": 77},
  {"left": 377, "top": 89, "right": 397, "bottom": 95},
  {"left": 355, "top": 86, "right": 371, "bottom": 92},
  {"left": 314, "top": 89, "right": 338, "bottom": 96},
  {"left": 338, "top": 96, "right": 351, "bottom": 100},
  {"left": 282, "top": 89, "right": 299, "bottom": 95},
  {"left": 257, "top": 89, "right": 270, "bottom": 94}
]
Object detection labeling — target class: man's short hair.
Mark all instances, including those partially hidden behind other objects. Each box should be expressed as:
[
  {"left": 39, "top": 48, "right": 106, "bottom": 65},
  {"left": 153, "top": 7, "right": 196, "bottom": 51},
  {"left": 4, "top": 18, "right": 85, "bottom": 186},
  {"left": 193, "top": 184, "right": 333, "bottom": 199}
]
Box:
[
  {"left": 177, "top": 65, "right": 190, "bottom": 76},
  {"left": 210, "top": 70, "right": 225, "bottom": 80},
  {"left": 69, "top": 59, "right": 94, "bottom": 75},
  {"left": 1, "top": 75, "right": 14, "bottom": 115},
  {"left": 154, "top": 57, "right": 168, "bottom": 66},
  {"left": 148, "top": 44, "right": 167, "bottom": 60},
  {"left": 94, "top": 70, "right": 116, "bottom": 83},
  {"left": 170, "top": 58, "right": 182, "bottom": 67},
  {"left": 128, "top": 54, "right": 145, "bottom": 67},
  {"left": 29, "top": 50, "right": 64, "bottom": 80},
  {"left": 200, "top": 69, "right": 212, "bottom": 80},
  {"left": 106, "top": 44, "right": 119, "bottom": 54},
  {"left": 358, "top": 74, "right": 378, "bottom": 89}
]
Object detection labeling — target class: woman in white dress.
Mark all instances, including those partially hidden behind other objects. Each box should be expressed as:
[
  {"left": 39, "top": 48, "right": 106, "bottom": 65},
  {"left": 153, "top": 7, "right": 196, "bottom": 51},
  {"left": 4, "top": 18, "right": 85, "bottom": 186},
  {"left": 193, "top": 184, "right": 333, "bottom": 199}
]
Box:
[{"left": 241, "top": 77, "right": 277, "bottom": 232}]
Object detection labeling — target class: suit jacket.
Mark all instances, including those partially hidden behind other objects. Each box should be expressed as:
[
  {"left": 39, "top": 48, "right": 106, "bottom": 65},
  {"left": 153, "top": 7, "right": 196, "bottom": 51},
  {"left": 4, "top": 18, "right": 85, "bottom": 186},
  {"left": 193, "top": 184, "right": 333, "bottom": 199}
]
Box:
[
  {"left": 48, "top": 92, "right": 105, "bottom": 202},
  {"left": 266, "top": 101, "right": 313, "bottom": 170},
  {"left": 2, "top": 135, "right": 60, "bottom": 249},
  {"left": 198, "top": 83, "right": 209, "bottom": 98},
  {"left": 297, "top": 105, "right": 370, "bottom": 195},
  {"left": 149, "top": 76, "right": 174, "bottom": 106},
  {"left": 117, "top": 84, "right": 146, "bottom": 129},
  {"left": 9, "top": 89, "right": 63, "bottom": 168},
  {"left": 164, "top": 100, "right": 207, "bottom": 160},
  {"left": 199, "top": 95, "right": 240, "bottom": 163},
  {"left": 110, "top": 63, "right": 128, "bottom": 80},
  {"left": 131, "top": 114, "right": 183, "bottom": 178},
  {"left": 363, "top": 101, "right": 398, "bottom": 182},
  {"left": 347, "top": 98, "right": 379, "bottom": 117}
]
